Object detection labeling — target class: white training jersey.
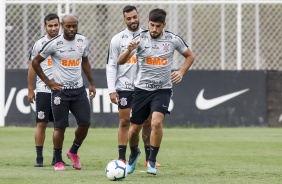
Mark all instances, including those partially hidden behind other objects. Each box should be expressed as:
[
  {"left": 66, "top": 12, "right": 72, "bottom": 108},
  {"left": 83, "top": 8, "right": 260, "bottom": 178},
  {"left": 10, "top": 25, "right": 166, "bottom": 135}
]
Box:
[
  {"left": 134, "top": 30, "right": 189, "bottom": 91},
  {"left": 39, "top": 33, "right": 89, "bottom": 89},
  {"left": 30, "top": 35, "right": 52, "bottom": 93},
  {"left": 106, "top": 28, "right": 143, "bottom": 93}
]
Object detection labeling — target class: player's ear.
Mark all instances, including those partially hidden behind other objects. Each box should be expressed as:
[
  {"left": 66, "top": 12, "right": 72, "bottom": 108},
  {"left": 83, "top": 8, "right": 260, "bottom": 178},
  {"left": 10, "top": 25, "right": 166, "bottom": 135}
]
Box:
[{"left": 163, "top": 22, "right": 166, "bottom": 28}]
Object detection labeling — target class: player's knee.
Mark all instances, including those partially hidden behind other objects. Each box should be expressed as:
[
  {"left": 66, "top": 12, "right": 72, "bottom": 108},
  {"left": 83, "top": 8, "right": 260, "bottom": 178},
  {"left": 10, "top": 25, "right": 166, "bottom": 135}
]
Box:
[
  {"left": 119, "top": 117, "right": 130, "bottom": 126},
  {"left": 151, "top": 120, "right": 162, "bottom": 130},
  {"left": 129, "top": 125, "right": 142, "bottom": 135}
]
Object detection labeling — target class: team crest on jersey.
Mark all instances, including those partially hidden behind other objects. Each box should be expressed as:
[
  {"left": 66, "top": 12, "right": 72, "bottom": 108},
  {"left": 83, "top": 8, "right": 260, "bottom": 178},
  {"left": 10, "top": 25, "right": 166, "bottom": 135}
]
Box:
[
  {"left": 54, "top": 96, "right": 61, "bottom": 105},
  {"left": 77, "top": 45, "right": 83, "bottom": 53},
  {"left": 162, "top": 43, "right": 170, "bottom": 52},
  {"left": 37, "top": 111, "right": 45, "bottom": 120},
  {"left": 119, "top": 97, "right": 127, "bottom": 106}
]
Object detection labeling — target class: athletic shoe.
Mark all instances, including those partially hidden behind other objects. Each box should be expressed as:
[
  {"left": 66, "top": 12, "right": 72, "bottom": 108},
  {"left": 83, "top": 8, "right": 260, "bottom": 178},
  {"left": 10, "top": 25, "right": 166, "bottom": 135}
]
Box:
[
  {"left": 34, "top": 157, "right": 43, "bottom": 167},
  {"left": 51, "top": 158, "right": 70, "bottom": 166},
  {"left": 144, "top": 160, "right": 161, "bottom": 167},
  {"left": 66, "top": 150, "right": 81, "bottom": 170},
  {"left": 54, "top": 162, "right": 66, "bottom": 171},
  {"left": 147, "top": 160, "right": 157, "bottom": 175},
  {"left": 126, "top": 148, "right": 141, "bottom": 174},
  {"left": 34, "top": 161, "right": 43, "bottom": 167}
]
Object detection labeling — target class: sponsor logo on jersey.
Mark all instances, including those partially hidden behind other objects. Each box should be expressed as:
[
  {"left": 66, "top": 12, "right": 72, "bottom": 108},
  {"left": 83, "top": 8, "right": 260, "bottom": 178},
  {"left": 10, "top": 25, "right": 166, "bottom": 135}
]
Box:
[
  {"left": 47, "top": 58, "right": 52, "bottom": 66},
  {"left": 57, "top": 41, "right": 63, "bottom": 46},
  {"left": 124, "top": 81, "right": 134, "bottom": 89},
  {"left": 165, "top": 35, "right": 172, "bottom": 40},
  {"left": 77, "top": 38, "right": 83, "bottom": 42},
  {"left": 144, "top": 80, "right": 163, "bottom": 89},
  {"left": 152, "top": 44, "right": 159, "bottom": 50},
  {"left": 126, "top": 56, "right": 137, "bottom": 64},
  {"left": 61, "top": 59, "right": 81, "bottom": 67},
  {"left": 122, "top": 35, "right": 128, "bottom": 39},
  {"left": 68, "top": 47, "right": 75, "bottom": 52},
  {"left": 145, "top": 57, "right": 168, "bottom": 66},
  {"left": 141, "top": 35, "right": 148, "bottom": 39},
  {"left": 63, "top": 81, "right": 79, "bottom": 89}
]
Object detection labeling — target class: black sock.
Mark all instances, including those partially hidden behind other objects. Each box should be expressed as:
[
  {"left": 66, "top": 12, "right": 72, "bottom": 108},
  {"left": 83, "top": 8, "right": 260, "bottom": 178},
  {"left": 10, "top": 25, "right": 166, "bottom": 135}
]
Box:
[
  {"left": 148, "top": 146, "right": 159, "bottom": 163},
  {"left": 70, "top": 141, "right": 81, "bottom": 154},
  {"left": 36, "top": 146, "right": 43, "bottom": 161},
  {"left": 118, "top": 145, "right": 127, "bottom": 161},
  {"left": 54, "top": 148, "right": 62, "bottom": 164},
  {"left": 144, "top": 145, "right": 150, "bottom": 161},
  {"left": 130, "top": 146, "right": 139, "bottom": 158}
]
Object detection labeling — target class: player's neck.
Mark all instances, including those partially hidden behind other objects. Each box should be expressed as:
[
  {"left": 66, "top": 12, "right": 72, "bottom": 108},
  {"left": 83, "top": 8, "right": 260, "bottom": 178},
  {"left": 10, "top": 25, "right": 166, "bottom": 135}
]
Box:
[
  {"left": 128, "top": 27, "right": 139, "bottom": 33},
  {"left": 63, "top": 34, "right": 75, "bottom": 41},
  {"left": 47, "top": 34, "right": 54, "bottom": 40}
]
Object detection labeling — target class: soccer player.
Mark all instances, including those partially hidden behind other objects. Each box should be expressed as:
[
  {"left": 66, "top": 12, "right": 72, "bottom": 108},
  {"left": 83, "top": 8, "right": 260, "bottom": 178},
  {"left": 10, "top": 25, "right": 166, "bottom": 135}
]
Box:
[
  {"left": 31, "top": 14, "right": 96, "bottom": 171},
  {"left": 118, "top": 8, "right": 195, "bottom": 175},
  {"left": 28, "top": 13, "right": 69, "bottom": 167},
  {"left": 106, "top": 5, "right": 160, "bottom": 167}
]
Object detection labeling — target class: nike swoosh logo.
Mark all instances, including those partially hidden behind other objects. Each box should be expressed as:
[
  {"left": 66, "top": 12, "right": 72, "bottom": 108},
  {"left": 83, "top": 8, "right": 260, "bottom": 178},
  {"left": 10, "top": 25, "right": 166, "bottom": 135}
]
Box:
[{"left": 196, "top": 88, "right": 249, "bottom": 110}]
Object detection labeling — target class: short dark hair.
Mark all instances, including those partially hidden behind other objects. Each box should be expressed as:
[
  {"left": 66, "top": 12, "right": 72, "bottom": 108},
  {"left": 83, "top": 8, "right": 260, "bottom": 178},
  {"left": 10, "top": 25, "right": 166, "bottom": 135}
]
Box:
[
  {"left": 149, "top": 8, "right": 166, "bottom": 23},
  {"left": 123, "top": 5, "right": 138, "bottom": 15},
  {"left": 44, "top": 13, "right": 60, "bottom": 25}
]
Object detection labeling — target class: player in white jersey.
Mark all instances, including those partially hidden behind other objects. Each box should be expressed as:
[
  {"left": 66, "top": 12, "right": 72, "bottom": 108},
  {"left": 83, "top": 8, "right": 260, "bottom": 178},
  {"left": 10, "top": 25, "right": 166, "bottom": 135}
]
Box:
[
  {"left": 106, "top": 5, "right": 160, "bottom": 168},
  {"left": 118, "top": 9, "right": 195, "bottom": 175},
  {"left": 28, "top": 13, "right": 69, "bottom": 167},
  {"left": 31, "top": 14, "right": 96, "bottom": 171}
]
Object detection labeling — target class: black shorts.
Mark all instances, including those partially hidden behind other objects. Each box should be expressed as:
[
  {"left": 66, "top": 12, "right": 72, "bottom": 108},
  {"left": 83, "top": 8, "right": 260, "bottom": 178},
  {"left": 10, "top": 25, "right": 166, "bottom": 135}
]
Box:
[
  {"left": 130, "top": 88, "right": 172, "bottom": 125},
  {"left": 51, "top": 86, "right": 91, "bottom": 128},
  {"left": 35, "top": 92, "right": 54, "bottom": 123},
  {"left": 117, "top": 91, "right": 134, "bottom": 109}
]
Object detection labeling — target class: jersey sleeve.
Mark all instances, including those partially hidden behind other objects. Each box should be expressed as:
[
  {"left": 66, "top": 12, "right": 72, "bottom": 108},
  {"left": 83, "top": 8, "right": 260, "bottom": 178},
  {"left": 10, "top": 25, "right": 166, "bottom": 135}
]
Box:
[
  {"left": 29, "top": 40, "right": 41, "bottom": 60},
  {"left": 83, "top": 37, "right": 90, "bottom": 57},
  {"left": 174, "top": 35, "right": 189, "bottom": 54},
  {"left": 39, "top": 40, "right": 55, "bottom": 59},
  {"left": 106, "top": 36, "right": 120, "bottom": 94}
]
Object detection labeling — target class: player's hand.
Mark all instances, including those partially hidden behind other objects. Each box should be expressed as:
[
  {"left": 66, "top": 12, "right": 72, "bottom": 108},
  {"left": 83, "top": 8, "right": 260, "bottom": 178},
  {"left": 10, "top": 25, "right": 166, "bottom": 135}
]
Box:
[
  {"left": 28, "top": 89, "right": 35, "bottom": 103},
  {"left": 109, "top": 92, "right": 119, "bottom": 105},
  {"left": 89, "top": 84, "right": 96, "bottom": 100},
  {"left": 171, "top": 71, "right": 183, "bottom": 84},
  {"left": 47, "top": 78, "right": 63, "bottom": 90},
  {"left": 127, "top": 39, "right": 140, "bottom": 52}
]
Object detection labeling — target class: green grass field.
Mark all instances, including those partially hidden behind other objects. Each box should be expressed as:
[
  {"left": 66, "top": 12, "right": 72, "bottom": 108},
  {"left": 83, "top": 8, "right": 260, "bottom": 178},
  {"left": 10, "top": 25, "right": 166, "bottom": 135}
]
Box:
[{"left": 0, "top": 127, "right": 282, "bottom": 184}]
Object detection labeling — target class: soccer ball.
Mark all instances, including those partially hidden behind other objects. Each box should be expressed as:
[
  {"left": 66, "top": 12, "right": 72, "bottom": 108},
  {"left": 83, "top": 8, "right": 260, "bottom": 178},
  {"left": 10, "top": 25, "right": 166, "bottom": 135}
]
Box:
[{"left": 105, "top": 160, "right": 127, "bottom": 181}]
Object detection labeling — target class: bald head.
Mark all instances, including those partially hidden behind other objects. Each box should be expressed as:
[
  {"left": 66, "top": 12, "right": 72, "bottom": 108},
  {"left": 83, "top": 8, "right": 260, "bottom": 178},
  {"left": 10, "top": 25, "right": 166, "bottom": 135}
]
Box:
[
  {"left": 62, "top": 14, "right": 78, "bottom": 23},
  {"left": 61, "top": 14, "right": 78, "bottom": 40}
]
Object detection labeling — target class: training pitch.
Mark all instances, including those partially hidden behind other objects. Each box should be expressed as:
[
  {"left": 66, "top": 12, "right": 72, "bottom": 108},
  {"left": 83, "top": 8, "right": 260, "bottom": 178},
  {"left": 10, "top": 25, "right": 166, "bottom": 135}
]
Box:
[{"left": 0, "top": 127, "right": 281, "bottom": 184}]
